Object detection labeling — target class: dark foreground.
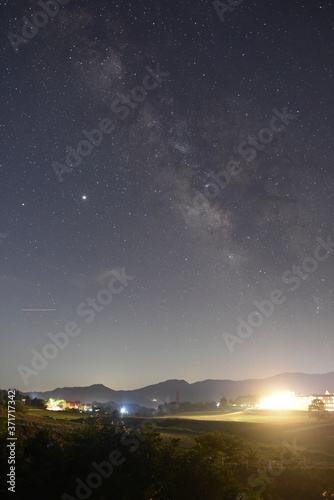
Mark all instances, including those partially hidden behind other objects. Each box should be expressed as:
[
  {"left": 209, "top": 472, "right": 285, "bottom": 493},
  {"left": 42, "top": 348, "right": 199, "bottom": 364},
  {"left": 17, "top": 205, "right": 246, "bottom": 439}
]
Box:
[{"left": 1, "top": 408, "right": 334, "bottom": 499}]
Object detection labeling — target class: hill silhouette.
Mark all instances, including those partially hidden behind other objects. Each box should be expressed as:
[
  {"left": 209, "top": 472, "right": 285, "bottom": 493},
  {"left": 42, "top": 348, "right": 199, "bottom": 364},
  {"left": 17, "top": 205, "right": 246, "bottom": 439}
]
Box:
[{"left": 24, "top": 372, "right": 334, "bottom": 407}]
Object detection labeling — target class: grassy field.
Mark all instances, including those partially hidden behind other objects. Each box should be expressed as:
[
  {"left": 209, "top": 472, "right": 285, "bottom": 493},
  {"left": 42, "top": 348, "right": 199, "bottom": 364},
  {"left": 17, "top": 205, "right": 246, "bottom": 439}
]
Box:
[
  {"left": 20, "top": 408, "right": 334, "bottom": 451},
  {"left": 150, "top": 410, "right": 334, "bottom": 468},
  {"left": 2, "top": 407, "right": 334, "bottom": 498},
  {"left": 5, "top": 407, "right": 84, "bottom": 436},
  {"left": 163, "top": 409, "right": 313, "bottom": 422},
  {"left": 5, "top": 407, "right": 334, "bottom": 467}
]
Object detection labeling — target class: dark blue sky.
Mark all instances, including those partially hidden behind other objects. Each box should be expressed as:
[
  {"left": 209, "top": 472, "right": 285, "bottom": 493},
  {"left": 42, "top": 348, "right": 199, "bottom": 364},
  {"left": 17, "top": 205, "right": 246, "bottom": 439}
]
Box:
[{"left": 0, "top": 0, "right": 333, "bottom": 391}]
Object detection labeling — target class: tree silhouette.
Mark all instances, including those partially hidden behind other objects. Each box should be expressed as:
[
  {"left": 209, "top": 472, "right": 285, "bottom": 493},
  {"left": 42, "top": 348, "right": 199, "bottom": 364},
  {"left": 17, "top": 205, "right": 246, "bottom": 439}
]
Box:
[
  {"left": 308, "top": 398, "right": 327, "bottom": 419},
  {"left": 220, "top": 396, "right": 228, "bottom": 407}
]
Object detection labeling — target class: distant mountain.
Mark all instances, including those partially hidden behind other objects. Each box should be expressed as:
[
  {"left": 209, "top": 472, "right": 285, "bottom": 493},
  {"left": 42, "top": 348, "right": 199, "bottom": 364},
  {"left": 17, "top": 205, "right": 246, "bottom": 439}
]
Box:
[{"left": 26, "top": 372, "right": 334, "bottom": 408}]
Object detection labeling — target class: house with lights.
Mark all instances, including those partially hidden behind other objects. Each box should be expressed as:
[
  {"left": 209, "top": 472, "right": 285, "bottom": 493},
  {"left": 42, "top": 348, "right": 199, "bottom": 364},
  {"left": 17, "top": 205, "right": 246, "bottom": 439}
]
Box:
[
  {"left": 46, "top": 398, "right": 93, "bottom": 412},
  {"left": 296, "top": 391, "right": 334, "bottom": 412}
]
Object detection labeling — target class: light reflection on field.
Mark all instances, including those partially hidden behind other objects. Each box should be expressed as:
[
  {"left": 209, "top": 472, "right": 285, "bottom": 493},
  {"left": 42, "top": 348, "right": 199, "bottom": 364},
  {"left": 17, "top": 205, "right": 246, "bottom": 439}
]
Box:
[{"left": 161, "top": 410, "right": 312, "bottom": 424}]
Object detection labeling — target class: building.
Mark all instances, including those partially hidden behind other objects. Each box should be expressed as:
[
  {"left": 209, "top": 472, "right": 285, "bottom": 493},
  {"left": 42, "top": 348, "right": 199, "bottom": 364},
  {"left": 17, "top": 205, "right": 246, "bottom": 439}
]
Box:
[
  {"left": 258, "top": 390, "right": 334, "bottom": 411},
  {"left": 297, "top": 391, "right": 334, "bottom": 412}
]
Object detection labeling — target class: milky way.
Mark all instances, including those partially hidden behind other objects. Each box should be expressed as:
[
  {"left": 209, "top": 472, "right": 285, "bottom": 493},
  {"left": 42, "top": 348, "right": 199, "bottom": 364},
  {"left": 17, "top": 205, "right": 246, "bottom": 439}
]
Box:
[{"left": 0, "top": 0, "right": 333, "bottom": 390}]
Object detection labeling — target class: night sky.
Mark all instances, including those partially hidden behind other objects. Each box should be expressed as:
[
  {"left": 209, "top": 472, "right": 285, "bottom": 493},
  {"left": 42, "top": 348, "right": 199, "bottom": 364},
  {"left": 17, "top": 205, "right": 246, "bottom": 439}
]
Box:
[{"left": 0, "top": 0, "right": 333, "bottom": 392}]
